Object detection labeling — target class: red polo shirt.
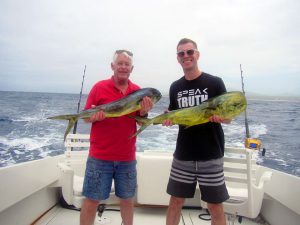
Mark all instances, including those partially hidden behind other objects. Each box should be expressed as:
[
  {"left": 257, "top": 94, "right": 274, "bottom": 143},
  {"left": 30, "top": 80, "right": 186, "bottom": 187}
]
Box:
[{"left": 84, "top": 77, "right": 140, "bottom": 161}]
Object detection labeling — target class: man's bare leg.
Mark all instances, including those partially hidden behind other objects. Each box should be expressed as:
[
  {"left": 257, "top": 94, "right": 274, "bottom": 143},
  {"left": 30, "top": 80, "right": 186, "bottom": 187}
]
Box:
[
  {"left": 166, "top": 196, "right": 185, "bottom": 225},
  {"left": 207, "top": 203, "right": 226, "bottom": 225},
  {"left": 80, "top": 198, "right": 99, "bottom": 225},
  {"left": 120, "top": 198, "right": 134, "bottom": 225}
]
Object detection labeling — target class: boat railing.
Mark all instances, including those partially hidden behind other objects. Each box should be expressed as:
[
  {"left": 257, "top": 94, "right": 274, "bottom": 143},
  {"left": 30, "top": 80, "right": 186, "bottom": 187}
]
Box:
[
  {"left": 202, "top": 147, "right": 272, "bottom": 224},
  {"left": 57, "top": 133, "right": 272, "bottom": 218},
  {"left": 58, "top": 133, "right": 119, "bottom": 208}
]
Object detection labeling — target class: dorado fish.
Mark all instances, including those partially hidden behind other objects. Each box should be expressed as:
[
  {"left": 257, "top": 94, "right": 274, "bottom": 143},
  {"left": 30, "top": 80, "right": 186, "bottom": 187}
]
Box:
[
  {"left": 132, "top": 91, "right": 247, "bottom": 136},
  {"left": 48, "top": 88, "right": 162, "bottom": 140}
]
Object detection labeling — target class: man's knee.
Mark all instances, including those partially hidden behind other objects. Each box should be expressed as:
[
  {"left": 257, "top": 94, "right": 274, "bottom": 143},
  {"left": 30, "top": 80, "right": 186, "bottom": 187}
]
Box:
[
  {"left": 83, "top": 198, "right": 99, "bottom": 209},
  {"left": 169, "top": 196, "right": 185, "bottom": 207},
  {"left": 120, "top": 198, "right": 134, "bottom": 205},
  {"left": 207, "top": 203, "right": 224, "bottom": 215}
]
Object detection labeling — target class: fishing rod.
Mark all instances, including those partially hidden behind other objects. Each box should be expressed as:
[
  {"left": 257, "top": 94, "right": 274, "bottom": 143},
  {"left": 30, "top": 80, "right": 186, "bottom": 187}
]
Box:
[
  {"left": 240, "top": 64, "right": 250, "bottom": 138},
  {"left": 73, "top": 65, "right": 87, "bottom": 134},
  {"left": 240, "top": 64, "right": 262, "bottom": 151}
]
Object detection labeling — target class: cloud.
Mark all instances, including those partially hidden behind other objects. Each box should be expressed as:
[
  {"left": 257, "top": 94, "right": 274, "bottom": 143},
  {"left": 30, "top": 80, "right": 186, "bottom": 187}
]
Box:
[{"left": 0, "top": 0, "right": 299, "bottom": 96}]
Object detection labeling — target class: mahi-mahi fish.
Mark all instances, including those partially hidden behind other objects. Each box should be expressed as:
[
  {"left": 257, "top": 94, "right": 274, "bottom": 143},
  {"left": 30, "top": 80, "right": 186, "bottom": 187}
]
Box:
[
  {"left": 132, "top": 91, "right": 247, "bottom": 136},
  {"left": 48, "top": 88, "right": 162, "bottom": 140}
]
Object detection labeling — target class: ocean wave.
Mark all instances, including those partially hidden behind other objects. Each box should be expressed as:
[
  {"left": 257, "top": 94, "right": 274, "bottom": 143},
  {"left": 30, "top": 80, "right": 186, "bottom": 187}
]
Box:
[
  {"left": 0, "top": 136, "right": 51, "bottom": 152},
  {"left": 0, "top": 116, "right": 13, "bottom": 123},
  {"left": 1, "top": 91, "right": 299, "bottom": 177}
]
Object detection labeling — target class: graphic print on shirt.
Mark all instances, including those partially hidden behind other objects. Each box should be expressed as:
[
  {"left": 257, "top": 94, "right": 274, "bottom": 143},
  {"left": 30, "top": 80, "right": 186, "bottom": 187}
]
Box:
[{"left": 177, "top": 88, "right": 208, "bottom": 108}]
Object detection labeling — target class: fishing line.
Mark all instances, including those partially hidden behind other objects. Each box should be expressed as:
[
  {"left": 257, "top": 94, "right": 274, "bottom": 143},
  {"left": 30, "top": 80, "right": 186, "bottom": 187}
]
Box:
[
  {"left": 73, "top": 65, "right": 87, "bottom": 135},
  {"left": 240, "top": 64, "right": 250, "bottom": 138}
]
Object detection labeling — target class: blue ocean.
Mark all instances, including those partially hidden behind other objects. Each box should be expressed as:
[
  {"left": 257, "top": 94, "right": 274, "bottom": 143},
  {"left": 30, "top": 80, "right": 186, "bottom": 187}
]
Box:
[{"left": 0, "top": 91, "right": 299, "bottom": 177}]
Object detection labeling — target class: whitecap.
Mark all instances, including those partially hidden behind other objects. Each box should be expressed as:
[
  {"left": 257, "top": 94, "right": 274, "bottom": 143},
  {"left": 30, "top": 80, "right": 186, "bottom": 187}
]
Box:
[{"left": 0, "top": 136, "right": 52, "bottom": 152}]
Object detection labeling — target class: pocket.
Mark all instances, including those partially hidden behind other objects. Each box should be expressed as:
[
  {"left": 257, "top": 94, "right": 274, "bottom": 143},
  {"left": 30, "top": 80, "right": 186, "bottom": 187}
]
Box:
[
  {"left": 127, "top": 171, "right": 137, "bottom": 190},
  {"left": 127, "top": 171, "right": 136, "bottom": 179}
]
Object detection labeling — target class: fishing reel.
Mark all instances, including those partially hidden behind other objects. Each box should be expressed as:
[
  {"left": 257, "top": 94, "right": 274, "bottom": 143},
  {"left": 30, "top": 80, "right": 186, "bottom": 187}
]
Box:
[
  {"left": 245, "top": 138, "right": 261, "bottom": 150},
  {"left": 245, "top": 138, "right": 266, "bottom": 156}
]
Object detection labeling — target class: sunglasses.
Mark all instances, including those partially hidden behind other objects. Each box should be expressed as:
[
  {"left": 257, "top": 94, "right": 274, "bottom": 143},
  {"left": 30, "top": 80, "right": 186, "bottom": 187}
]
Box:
[
  {"left": 177, "top": 49, "right": 198, "bottom": 57},
  {"left": 115, "top": 49, "right": 133, "bottom": 56}
]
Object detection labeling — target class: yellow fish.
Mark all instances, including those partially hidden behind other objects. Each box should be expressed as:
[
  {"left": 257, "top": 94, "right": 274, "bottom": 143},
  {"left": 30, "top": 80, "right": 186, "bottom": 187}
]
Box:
[{"left": 132, "top": 91, "right": 247, "bottom": 136}]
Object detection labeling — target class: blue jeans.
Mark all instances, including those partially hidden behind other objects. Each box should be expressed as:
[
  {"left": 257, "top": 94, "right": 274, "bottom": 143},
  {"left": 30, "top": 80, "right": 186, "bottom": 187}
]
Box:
[{"left": 82, "top": 156, "right": 137, "bottom": 201}]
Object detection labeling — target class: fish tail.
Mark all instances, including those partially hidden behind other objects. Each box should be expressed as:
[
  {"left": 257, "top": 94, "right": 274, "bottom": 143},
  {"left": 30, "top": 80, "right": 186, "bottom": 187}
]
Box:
[
  {"left": 48, "top": 114, "right": 79, "bottom": 141},
  {"left": 128, "top": 115, "right": 148, "bottom": 125},
  {"left": 129, "top": 116, "right": 153, "bottom": 138}
]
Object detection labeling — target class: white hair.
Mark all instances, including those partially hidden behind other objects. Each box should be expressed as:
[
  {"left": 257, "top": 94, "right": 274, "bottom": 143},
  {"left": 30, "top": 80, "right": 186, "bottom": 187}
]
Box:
[{"left": 112, "top": 52, "right": 133, "bottom": 63}]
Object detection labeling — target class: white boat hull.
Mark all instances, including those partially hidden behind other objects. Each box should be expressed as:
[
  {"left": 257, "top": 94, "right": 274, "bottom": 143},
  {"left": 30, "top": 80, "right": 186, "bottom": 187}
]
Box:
[{"left": 0, "top": 151, "right": 299, "bottom": 225}]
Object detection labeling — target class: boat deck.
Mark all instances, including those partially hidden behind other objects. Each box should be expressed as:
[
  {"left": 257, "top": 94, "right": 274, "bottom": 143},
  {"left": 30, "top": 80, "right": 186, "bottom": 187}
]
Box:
[{"left": 35, "top": 204, "right": 267, "bottom": 225}]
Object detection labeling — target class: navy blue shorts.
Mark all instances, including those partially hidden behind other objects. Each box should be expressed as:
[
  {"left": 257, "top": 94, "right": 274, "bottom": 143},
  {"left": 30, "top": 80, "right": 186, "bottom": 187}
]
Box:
[{"left": 82, "top": 156, "right": 137, "bottom": 201}]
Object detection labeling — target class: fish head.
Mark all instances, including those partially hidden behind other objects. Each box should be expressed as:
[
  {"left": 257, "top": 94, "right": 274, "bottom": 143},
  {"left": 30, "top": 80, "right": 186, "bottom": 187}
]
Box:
[
  {"left": 143, "top": 88, "right": 162, "bottom": 104},
  {"left": 215, "top": 91, "right": 247, "bottom": 119}
]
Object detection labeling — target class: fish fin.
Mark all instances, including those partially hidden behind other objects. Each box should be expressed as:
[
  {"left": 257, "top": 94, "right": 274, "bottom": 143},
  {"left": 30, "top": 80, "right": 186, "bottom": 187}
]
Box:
[
  {"left": 128, "top": 115, "right": 149, "bottom": 125},
  {"left": 63, "top": 117, "right": 78, "bottom": 141},
  {"left": 206, "top": 106, "right": 217, "bottom": 110},
  {"left": 48, "top": 114, "right": 79, "bottom": 141},
  {"left": 129, "top": 117, "right": 153, "bottom": 138},
  {"left": 131, "top": 123, "right": 150, "bottom": 138}
]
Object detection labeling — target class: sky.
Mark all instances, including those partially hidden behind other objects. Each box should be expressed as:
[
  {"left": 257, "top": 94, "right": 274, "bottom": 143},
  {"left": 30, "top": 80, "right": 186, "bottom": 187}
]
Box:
[{"left": 0, "top": 0, "right": 299, "bottom": 96}]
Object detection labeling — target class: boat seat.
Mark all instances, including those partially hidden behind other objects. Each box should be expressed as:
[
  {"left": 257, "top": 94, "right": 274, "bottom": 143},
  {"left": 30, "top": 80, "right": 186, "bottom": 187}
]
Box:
[
  {"left": 136, "top": 151, "right": 173, "bottom": 206},
  {"left": 201, "top": 147, "right": 272, "bottom": 224},
  {"left": 57, "top": 134, "right": 116, "bottom": 209},
  {"left": 73, "top": 175, "right": 84, "bottom": 196},
  {"left": 136, "top": 150, "right": 201, "bottom": 207}
]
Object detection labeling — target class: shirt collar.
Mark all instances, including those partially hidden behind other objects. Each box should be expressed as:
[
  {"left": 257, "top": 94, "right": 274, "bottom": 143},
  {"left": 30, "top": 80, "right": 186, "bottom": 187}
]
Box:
[{"left": 109, "top": 76, "right": 134, "bottom": 94}]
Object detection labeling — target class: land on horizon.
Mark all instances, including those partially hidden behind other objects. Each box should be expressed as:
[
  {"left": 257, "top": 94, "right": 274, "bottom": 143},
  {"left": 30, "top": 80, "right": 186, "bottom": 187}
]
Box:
[{"left": 1, "top": 89, "right": 300, "bottom": 101}]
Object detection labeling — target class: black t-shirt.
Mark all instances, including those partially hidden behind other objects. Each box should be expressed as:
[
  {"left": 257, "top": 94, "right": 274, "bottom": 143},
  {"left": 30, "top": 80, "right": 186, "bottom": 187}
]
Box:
[{"left": 168, "top": 72, "right": 227, "bottom": 161}]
